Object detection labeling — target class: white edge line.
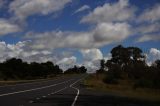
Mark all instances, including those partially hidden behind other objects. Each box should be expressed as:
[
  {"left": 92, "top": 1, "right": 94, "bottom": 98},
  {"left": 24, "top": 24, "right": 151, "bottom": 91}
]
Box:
[
  {"left": 0, "top": 79, "right": 73, "bottom": 97},
  {"left": 71, "top": 87, "right": 79, "bottom": 106},
  {"left": 70, "top": 76, "right": 87, "bottom": 106}
]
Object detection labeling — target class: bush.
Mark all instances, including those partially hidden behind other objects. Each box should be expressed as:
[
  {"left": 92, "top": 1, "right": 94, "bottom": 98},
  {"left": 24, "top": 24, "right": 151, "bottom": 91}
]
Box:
[
  {"left": 133, "top": 78, "right": 153, "bottom": 89},
  {"left": 103, "top": 74, "right": 118, "bottom": 84}
]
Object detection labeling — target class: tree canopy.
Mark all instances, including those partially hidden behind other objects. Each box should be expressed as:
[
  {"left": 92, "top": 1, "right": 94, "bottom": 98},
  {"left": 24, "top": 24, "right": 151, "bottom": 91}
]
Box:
[
  {"left": 101, "top": 45, "right": 160, "bottom": 89},
  {"left": 0, "top": 58, "right": 63, "bottom": 80}
]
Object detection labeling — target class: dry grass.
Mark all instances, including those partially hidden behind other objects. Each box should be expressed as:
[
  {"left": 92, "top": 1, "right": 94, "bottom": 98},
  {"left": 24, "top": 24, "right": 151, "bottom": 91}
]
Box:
[
  {"left": 0, "top": 74, "right": 77, "bottom": 86},
  {"left": 84, "top": 74, "right": 160, "bottom": 102},
  {"left": 0, "top": 74, "right": 83, "bottom": 86},
  {"left": 0, "top": 77, "right": 58, "bottom": 86}
]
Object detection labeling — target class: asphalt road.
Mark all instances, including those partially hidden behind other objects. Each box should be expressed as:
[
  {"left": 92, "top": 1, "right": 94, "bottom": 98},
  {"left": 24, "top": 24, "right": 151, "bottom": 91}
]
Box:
[
  {"left": 0, "top": 75, "right": 86, "bottom": 106},
  {"left": 0, "top": 74, "right": 159, "bottom": 106}
]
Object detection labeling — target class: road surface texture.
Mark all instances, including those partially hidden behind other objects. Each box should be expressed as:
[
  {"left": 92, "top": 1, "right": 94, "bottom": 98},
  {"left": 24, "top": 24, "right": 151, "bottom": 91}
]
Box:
[{"left": 0, "top": 74, "right": 159, "bottom": 106}]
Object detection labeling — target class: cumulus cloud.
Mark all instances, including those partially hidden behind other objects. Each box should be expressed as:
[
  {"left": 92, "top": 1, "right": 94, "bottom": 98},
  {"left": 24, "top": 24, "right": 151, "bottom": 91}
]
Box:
[
  {"left": 150, "top": 48, "right": 160, "bottom": 59},
  {"left": 93, "top": 22, "right": 131, "bottom": 45},
  {"left": 138, "top": 4, "right": 160, "bottom": 22},
  {"left": 25, "top": 31, "right": 93, "bottom": 49},
  {"left": 83, "top": 60, "right": 100, "bottom": 73},
  {"left": 81, "top": 0, "right": 135, "bottom": 24},
  {"left": 137, "top": 34, "right": 160, "bottom": 43},
  {"left": 56, "top": 56, "right": 77, "bottom": 71},
  {"left": 146, "top": 48, "right": 160, "bottom": 65},
  {"left": 0, "top": 40, "right": 79, "bottom": 70},
  {"left": 74, "top": 5, "right": 90, "bottom": 14},
  {"left": 0, "top": 41, "right": 53, "bottom": 63},
  {"left": 25, "top": 22, "right": 131, "bottom": 50},
  {"left": 9, "top": 0, "right": 72, "bottom": 22},
  {"left": 80, "top": 48, "right": 103, "bottom": 73},
  {"left": 81, "top": 48, "right": 103, "bottom": 61},
  {"left": 80, "top": 49, "right": 112, "bottom": 73},
  {"left": 0, "top": 19, "right": 20, "bottom": 36}
]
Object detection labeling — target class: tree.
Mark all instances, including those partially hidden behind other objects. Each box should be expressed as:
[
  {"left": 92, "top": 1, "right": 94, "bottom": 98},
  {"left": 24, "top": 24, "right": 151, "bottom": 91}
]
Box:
[
  {"left": 79, "top": 66, "right": 87, "bottom": 73},
  {"left": 154, "top": 60, "right": 160, "bottom": 68},
  {"left": 111, "top": 45, "right": 130, "bottom": 67},
  {"left": 104, "top": 45, "right": 146, "bottom": 84},
  {"left": 64, "top": 65, "right": 87, "bottom": 74},
  {"left": 0, "top": 58, "right": 63, "bottom": 80}
]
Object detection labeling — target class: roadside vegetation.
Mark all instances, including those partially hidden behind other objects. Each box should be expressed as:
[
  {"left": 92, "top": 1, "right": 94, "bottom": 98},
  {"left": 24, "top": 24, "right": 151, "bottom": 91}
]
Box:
[
  {"left": 0, "top": 58, "right": 87, "bottom": 82},
  {"left": 84, "top": 45, "right": 160, "bottom": 101}
]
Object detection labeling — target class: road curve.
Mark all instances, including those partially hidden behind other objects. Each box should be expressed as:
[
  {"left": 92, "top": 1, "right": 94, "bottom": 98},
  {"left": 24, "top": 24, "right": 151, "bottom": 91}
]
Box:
[
  {"left": 0, "top": 75, "right": 86, "bottom": 106},
  {"left": 0, "top": 74, "right": 159, "bottom": 106}
]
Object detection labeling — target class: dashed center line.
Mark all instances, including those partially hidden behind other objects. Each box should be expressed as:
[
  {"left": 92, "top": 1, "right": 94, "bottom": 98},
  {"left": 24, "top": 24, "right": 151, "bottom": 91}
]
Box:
[
  {"left": 29, "top": 100, "right": 34, "bottom": 103},
  {"left": 36, "top": 98, "right": 40, "bottom": 100},
  {"left": 42, "top": 96, "right": 46, "bottom": 98}
]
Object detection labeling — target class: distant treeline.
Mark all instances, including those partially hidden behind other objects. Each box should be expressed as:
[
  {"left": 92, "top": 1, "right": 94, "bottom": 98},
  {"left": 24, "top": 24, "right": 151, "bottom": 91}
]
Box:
[
  {"left": 97, "top": 45, "right": 160, "bottom": 89},
  {"left": 0, "top": 58, "right": 87, "bottom": 80},
  {"left": 64, "top": 65, "right": 87, "bottom": 74}
]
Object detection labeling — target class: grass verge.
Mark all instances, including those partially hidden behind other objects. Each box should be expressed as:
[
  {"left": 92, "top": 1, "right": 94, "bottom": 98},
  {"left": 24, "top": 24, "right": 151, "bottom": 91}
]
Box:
[
  {"left": 0, "top": 74, "right": 78, "bottom": 86},
  {"left": 83, "top": 74, "right": 160, "bottom": 102}
]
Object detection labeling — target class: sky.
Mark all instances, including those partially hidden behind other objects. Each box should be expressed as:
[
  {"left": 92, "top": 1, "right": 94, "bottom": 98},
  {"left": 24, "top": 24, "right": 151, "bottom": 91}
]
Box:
[{"left": 0, "top": 0, "right": 160, "bottom": 72}]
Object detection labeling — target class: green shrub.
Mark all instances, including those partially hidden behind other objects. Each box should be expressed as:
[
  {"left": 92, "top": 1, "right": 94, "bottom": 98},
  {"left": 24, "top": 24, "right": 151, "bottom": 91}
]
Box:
[
  {"left": 103, "top": 72, "right": 119, "bottom": 84},
  {"left": 133, "top": 78, "right": 154, "bottom": 89}
]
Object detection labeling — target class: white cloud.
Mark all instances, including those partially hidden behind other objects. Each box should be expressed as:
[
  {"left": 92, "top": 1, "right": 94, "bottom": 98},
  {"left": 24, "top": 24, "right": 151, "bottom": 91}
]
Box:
[
  {"left": 81, "top": 0, "right": 135, "bottom": 24},
  {"left": 150, "top": 48, "right": 160, "bottom": 59},
  {"left": 57, "top": 56, "right": 77, "bottom": 65},
  {"left": 146, "top": 48, "right": 160, "bottom": 65},
  {"left": 9, "top": 0, "right": 72, "bottom": 22},
  {"left": 138, "top": 4, "right": 160, "bottom": 22},
  {"left": 137, "top": 34, "right": 160, "bottom": 43},
  {"left": 0, "top": 41, "right": 79, "bottom": 71},
  {"left": 74, "top": 5, "right": 90, "bottom": 14},
  {"left": 93, "top": 22, "right": 131, "bottom": 46},
  {"left": 0, "top": 0, "right": 4, "bottom": 8},
  {"left": 0, "top": 19, "right": 20, "bottom": 36},
  {"left": 103, "top": 53, "right": 112, "bottom": 61},
  {"left": 80, "top": 48, "right": 103, "bottom": 73},
  {"left": 135, "top": 4, "right": 160, "bottom": 43},
  {"left": 25, "top": 21, "right": 131, "bottom": 50},
  {"left": 83, "top": 60, "right": 101, "bottom": 73},
  {"left": 135, "top": 23, "right": 160, "bottom": 35},
  {"left": 81, "top": 48, "right": 103, "bottom": 61},
  {"left": 0, "top": 41, "right": 53, "bottom": 63},
  {"left": 25, "top": 31, "right": 93, "bottom": 49},
  {"left": 56, "top": 56, "right": 77, "bottom": 71}
]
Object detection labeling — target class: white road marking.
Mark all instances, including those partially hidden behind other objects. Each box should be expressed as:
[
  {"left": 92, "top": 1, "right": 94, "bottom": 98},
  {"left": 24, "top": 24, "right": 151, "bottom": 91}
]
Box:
[
  {"left": 29, "top": 100, "right": 34, "bottom": 103},
  {"left": 42, "top": 96, "right": 46, "bottom": 98},
  {"left": 36, "top": 98, "right": 40, "bottom": 100},
  {"left": 51, "top": 87, "right": 68, "bottom": 94},
  {"left": 70, "top": 76, "right": 86, "bottom": 106},
  {"left": 36, "top": 87, "right": 68, "bottom": 101},
  {"left": 71, "top": 87, "right": 79, "bottom": 106},
  {"left": 0, "top": 79, "right": 73, "bottom": 97}
]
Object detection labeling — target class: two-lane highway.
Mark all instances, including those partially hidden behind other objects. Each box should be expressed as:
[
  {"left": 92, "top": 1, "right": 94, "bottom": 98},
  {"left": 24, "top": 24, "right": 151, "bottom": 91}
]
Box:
[
  {"left": 1, "top": 74, "right": 159, "bottom": 106},
  {"left": 0, "top": 75, "right": 86, "bottom": 106}
]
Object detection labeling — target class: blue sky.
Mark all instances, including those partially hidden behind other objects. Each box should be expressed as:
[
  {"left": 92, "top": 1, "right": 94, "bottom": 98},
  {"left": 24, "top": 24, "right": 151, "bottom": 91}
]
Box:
[{"left": 0, "top": 0, "right": 160, "bottom": 72}]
